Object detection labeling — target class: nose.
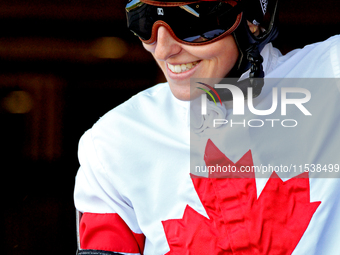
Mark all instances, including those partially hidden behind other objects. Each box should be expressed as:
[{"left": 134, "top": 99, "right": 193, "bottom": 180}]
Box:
[{"left": 153, "top": 26, "right": 182, "bottom": 61}]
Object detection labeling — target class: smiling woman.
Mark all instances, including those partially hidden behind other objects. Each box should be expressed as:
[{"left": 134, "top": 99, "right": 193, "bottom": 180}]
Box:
[
  {"left": 143, "top": 26, "right": 239, "bottom": 100},
  {"left": 74, "top": 0, "right": 340, "bottom": 255},
  {"left": 128, "top": 0, "right": 279, "bottom": 101}
]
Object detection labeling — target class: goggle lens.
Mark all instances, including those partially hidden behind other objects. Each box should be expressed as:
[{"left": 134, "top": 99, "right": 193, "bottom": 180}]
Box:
[{"left": 126, "top": 0, "right": 242, "bottom": 45}]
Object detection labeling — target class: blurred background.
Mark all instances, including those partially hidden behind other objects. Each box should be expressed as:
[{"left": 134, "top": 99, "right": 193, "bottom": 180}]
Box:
[{"left": 2, "top": 0, "right": 339, "bottom": 254}]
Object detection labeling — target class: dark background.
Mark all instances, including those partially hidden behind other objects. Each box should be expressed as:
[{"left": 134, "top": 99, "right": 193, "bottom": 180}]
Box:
[{"left": 2, "top": 0, "right": 339, "bottom": 254}]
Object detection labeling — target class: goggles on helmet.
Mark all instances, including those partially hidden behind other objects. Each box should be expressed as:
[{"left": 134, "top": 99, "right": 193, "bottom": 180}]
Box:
[{"left": 125, "top": 0, "right": 243, "bottom": 45}]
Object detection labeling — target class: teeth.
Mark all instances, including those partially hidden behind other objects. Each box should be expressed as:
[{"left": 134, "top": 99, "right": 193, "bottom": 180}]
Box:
[{"left": 167, "top": 61, "right": 200, "bottom": 74}]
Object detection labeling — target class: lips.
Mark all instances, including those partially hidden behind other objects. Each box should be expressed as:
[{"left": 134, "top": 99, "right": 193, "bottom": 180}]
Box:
[{"left": 167, "top": 61, "right": 200, "bottom": 74}]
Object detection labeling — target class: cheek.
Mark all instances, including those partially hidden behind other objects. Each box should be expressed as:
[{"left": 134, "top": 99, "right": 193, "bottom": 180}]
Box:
[
  {"left": 192, "top": 36, "right": 239, "bottom": 76},
  {"left": 218, "top": 42, "right": 239, "bottom": 75}
]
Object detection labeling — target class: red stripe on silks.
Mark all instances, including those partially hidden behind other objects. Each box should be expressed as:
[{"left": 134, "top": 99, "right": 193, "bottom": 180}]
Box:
[{"left": 79, "top": 212, "right": 145, "bottom": 254}]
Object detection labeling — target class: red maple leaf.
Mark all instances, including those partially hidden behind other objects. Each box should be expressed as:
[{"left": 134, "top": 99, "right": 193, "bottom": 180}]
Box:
[{"left": 162, "top": 139, "right": 321, "bottom": 255}]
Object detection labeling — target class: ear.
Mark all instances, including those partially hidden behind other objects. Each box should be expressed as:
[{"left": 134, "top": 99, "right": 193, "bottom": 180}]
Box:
[{"left": 247, "top": 21, "right": 260, "bottom": 36}]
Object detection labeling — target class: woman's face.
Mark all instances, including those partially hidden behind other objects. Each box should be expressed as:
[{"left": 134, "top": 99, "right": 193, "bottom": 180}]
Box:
[{"left": 143, "top": 26, "right": 239, "bottom": 101}]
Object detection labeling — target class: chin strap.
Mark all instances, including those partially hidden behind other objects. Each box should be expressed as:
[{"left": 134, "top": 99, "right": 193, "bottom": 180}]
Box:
[
  {"left": 248, "top": 45, "right": 264, "bottom": 79},
  {"left": 247, "top": 44, "right": 265, "bottom": 98}
]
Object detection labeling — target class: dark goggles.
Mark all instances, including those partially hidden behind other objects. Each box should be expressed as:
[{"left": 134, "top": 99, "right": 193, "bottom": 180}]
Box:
[{"left": 125, "top": 0, "right": 243, "bottom": 45}]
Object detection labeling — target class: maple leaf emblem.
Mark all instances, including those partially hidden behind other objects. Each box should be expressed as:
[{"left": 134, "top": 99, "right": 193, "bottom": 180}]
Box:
[{"left": 162, "top": 139, "right": 321, "bottom": 255}]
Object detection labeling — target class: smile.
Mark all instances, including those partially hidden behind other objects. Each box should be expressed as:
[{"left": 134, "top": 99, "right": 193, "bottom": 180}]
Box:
[{"left": 167, "top": 61, "right": 200, "bottom": 74}]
